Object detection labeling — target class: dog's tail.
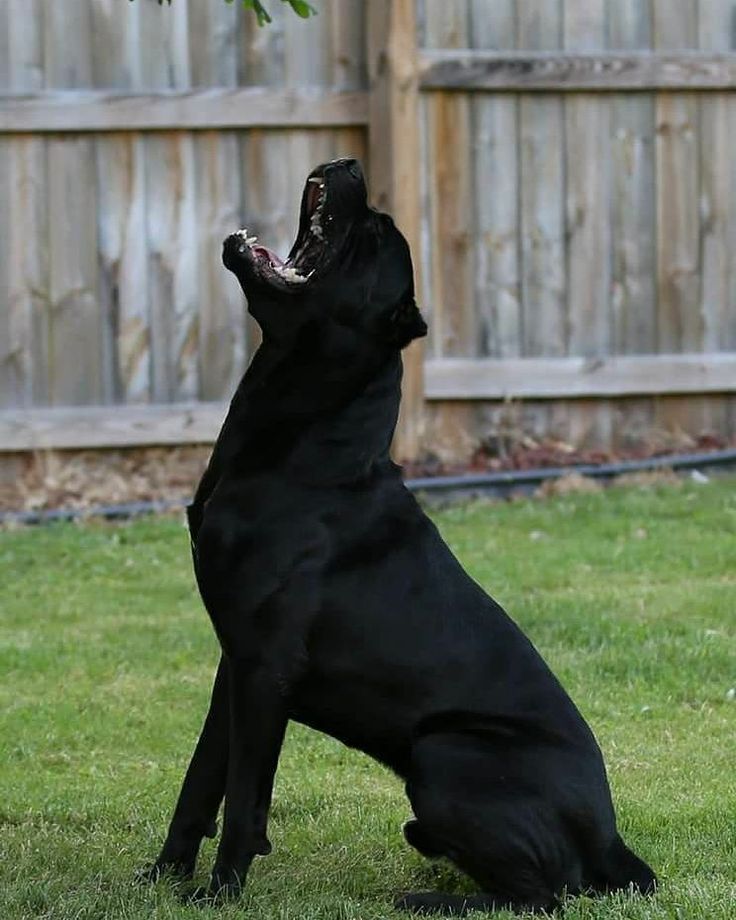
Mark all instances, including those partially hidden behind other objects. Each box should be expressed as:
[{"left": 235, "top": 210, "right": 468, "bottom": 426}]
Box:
[{"left": 592, "top": 833, "right": 657, "bottom": 896}]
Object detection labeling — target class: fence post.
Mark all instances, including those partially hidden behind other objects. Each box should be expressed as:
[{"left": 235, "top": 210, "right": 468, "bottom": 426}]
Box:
[{"left": 368, "top": 0, "right": 424, "bottom": 462}]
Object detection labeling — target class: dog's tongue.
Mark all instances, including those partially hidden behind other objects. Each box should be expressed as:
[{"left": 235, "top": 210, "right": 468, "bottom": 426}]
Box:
[{"left": 254, "top": 246, "right": 283, "bottom": 267}]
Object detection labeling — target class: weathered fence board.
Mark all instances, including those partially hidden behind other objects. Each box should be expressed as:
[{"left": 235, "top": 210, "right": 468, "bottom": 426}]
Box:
[
  {"left": 418, "top": 51, "right": 736, "bottom": 91},
  {"left": 425, "top": 355, "right": 736, "bottom": 400},
  {"left": 0, "top": 88, "right": 370, "bottom": 132},
  {"left": 0, "top": 403, "right": 228, "bottom": 451},
  {"left": 369, "top": 0, "right": 425, "bottom": 459},
  {"left": 518, "top": 0, "right": 566, "bottom": 359},
  {"left": 608, "top": 0, "right": 657, "bottom": 440},
  {"left": 469, "top": 0, "right": 520, "bottom": 360}
]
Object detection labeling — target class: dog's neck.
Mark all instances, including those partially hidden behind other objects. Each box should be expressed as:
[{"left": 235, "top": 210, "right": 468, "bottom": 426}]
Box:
[
  {"left": 194, "top": 347, "right": 403, "bottom": 503},
  {"left": 284, "top": 352, "right": 403, "bottom": 484}
]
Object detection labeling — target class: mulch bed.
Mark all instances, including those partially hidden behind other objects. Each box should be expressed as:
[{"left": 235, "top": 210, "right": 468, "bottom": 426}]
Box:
[{"left": 1, "top": 432, "right": 733, "bottom": 514}]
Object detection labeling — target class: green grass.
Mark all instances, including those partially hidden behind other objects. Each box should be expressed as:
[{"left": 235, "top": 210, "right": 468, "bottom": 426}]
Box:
[{"left": 1, "top": 478, "right": 735, "bottom": 919}]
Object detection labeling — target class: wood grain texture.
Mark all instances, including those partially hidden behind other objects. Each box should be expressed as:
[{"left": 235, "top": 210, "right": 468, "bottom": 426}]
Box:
[
  {"left": 0, "top": 402, "right": 228, "bottom": 451},
  {"left": 468, "top": 0, "right": 520, "bottom": 359},
  {"left": 425, "top": 354, "right": 736, "bottom": 400},
  {"left": 368, "top": 0, "right": 425, "bottom": 460},
  {"left": 92, "top": 0, "right": 150, "bottom": 404},
  {"left": 43, "top": 1, "right": 103, "bottom": 406},
  {"left": 697, "top": 0, "right": 736, "bottom": 436},
  {"left": 2, "top": 1, "right": 47, "bottom": 408},
  {"left": 0, "top": 87, "right": 370, "bottom": 133},
  {"left": 609, "top": 0, "right": 657, "bottom": 354},
  {"left": 654, "top": 0, "right": 701, "bottom": 354},
  {"left": 563, "top": 0, "right": 612, "bottom": 444},
  {"left": 189, "top": 0, "right": 246, "bottom": 401},
  {"left": 564, "top": 0, "right": 610, "bottom": 357},
  {"left": 608, "top": 0, "right": 657, "bottom": 441},
  {"left": 418, "top": 50, "right": 736, "bottom": 91},
  {"left": 698, "top": 0, "right": 736, "bottom": 351},
  {"left": 518, "top": 0, "right": 566, "bottom": 358}
]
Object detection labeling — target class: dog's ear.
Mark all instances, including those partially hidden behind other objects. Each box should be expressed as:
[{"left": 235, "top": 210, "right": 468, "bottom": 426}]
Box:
[{"left": 382, "top": 297, "right": 428, "bottom": 349}]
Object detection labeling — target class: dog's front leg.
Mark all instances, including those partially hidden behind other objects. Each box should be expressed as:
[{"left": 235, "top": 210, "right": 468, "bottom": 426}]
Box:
[
  {"left": 141, "top": 657, "right": 229, "bottom": 882},
  {"left": 205, "top": 657, "right": 288, "bottom": 899}
]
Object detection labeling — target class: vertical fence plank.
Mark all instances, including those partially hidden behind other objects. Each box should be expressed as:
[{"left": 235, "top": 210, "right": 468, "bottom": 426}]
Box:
[
  {"left": 92, "top": 0, "right": 150, "bottom": 404},
  {"left": 563, "top": 0, "right": 613, "bottom": 446},
  {"left": 517, "top": 0, "right": 566, "bottom": 359},
  {"left": 608, "top": 0, "right": 657, "bottom": 447},
  {"left": 469, "top": 1, "right": 520, "bottom": 360},
  {"left": 331, "top": 0, "right": 367, "bottom": 90},
  {"left": 609, "top": 0, "right": 657, "bottom": 356},
  {"left": 3, "top": 1, "right": 48, "bottom": 408},
  {"left": 0, "top": 136, "right": 11, "bottom": 408},
  {"left": 369, "top": 0, "right": 424, "bottom": 460},
  {"left": 513, "top": 1, "right": 566, "bottom": 451},
  {"left": 139, "top": 0, "right": 199, "bottom": 403},
  {"left": 43, "top": 0, "right": 103, "bottom": 406},
  {"left": 145, "top": 133, "right": 199, "bottom": 403},
  {"left": 564, "top": 0, "right": 611, "bottom": 358},
  {"left": 189, "top": 0, "right": 246, "bottom": 401},
  {"left": 95, "top": 135, "right": 151, "bottom": 403},
  {"left": 698, "top": 0, "right": 736, "bottom": 351},
  {"left": 653, "top": 0, "right": 704, "bottom": 438},
  {"left": 653, "top": 0, "right": 701, "bottom": 353},
  {"left": 698, "top": 0, "right": 736, "bottom": 435},
  {"left": 422, "top": 2, "right": 474, "bottom": 358}
]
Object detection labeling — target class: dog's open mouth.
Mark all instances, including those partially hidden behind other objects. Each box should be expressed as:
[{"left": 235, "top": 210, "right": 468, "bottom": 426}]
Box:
[{"left": 231, "top": 168, "right": 331, "bottom": 287}]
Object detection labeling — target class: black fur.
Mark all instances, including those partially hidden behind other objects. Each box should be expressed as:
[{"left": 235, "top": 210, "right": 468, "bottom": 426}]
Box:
[{"left": 142, "top": 158, "right": 656, "bottom": 913}]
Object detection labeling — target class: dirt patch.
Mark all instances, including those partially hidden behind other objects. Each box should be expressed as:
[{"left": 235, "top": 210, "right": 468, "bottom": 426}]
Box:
[
  {"left": 0, "top": 431, "right": 733, "bottom": 514},
  {"left": 0, "top": 447, "right": 210, "bottom": 513}
]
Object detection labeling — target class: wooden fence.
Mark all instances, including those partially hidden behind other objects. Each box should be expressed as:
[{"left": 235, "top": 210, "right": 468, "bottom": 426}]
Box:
[{"left": 1, "top": 0, "right": 736, "bottom": 463}]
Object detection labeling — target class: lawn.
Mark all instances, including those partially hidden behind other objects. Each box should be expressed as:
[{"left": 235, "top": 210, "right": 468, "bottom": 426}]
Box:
[{"left": 1, "top": 478, "right": 735, "bottom": 920}]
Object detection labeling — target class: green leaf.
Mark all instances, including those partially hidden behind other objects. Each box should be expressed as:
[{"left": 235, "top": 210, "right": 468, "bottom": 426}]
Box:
[{"left": 284, "top": 0, "right": 317, "bottom": 19}]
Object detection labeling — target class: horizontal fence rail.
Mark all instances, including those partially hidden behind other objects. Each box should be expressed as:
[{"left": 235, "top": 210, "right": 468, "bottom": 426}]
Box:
[
  {"left": 418, "top": 51, "right": 736, "bottom": 92},
  {"left": 0, "top": 403, "right": 228, "bottom": 452},
  {"left": 0, "top": 88, "right": 370, "bottom": 133},
  {"left": 3, "top": 353, "right": 736, "bottom": 452},
  {"left": 425, "top": 354, "right": 736, "bottom": 400}
]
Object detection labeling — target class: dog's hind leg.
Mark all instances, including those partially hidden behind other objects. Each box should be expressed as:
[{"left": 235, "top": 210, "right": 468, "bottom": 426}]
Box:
[
  {"left": 400, "top": 732, "right": 567, "bottom": 915},
  {"left": 140, "top": 657, "right": 229, "bottom": 881}
]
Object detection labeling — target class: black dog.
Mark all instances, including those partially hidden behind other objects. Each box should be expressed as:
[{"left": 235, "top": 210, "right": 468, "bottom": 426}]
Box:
[{"left": 143, "top": 158, "right": 656, "bottom": 913}]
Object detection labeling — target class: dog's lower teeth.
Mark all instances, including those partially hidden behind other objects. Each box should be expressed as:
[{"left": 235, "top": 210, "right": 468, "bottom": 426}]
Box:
[{"left": 278, "top": 267, "right": 310, "bottom": 283}]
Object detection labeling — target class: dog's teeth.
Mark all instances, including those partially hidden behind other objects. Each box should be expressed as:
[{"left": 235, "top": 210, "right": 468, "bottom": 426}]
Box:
[
  {"left": 278, "top": 266, "right": 310, "bottom": 283},
  {"left": 308, "top": 177, "right": 322, "bottom": 184},
  {"left": 246, "top": 235, "right": 257, "bottom": 245}
]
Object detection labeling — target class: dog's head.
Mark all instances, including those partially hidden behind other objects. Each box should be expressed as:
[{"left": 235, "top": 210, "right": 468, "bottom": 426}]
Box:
[{"left": 222, "top": 158, "right": 427, "bottom": 351}]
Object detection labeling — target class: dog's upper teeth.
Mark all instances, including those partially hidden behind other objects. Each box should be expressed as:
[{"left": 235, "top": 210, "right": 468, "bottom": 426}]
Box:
[
  {"left": 308, "top": 176, "right": 322, "bottom": 184},
  {"left": 245, "top": 235, "right": 257, "bottom": 245}
]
